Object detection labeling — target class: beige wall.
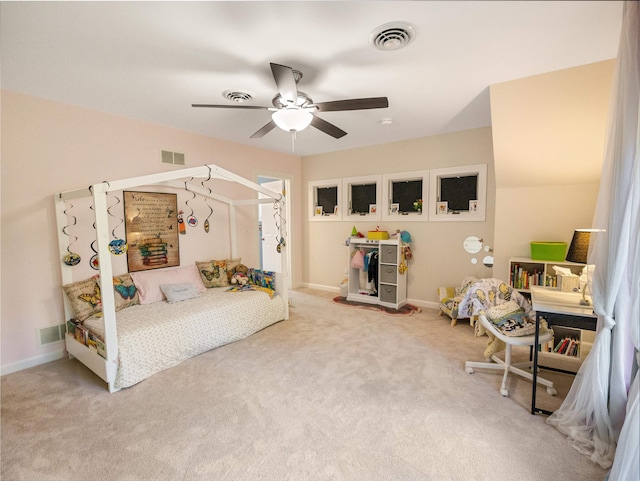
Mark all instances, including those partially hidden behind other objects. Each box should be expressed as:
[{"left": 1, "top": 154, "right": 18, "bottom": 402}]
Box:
[
  {"left": 1, "top": 58, "right": 614, "bottom": 374},
  {"left": 1, "top": 90, "right": 302, "bottom": 372},
  {"left": 490, "top": 60, "right": 615, "bottom": 278},
  {"left": 302, "top": 127, "right": 496, "bottom": 306}
]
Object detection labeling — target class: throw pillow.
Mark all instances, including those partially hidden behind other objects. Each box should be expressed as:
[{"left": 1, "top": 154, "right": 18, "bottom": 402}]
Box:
[
  {"left": 197, "top": 259, "right": 229, "bottom": 288},
  {"left": 160, "top": 283, "right": 200, "bottom": 303},
  {"left": 63, "top": 279, "right": 102, "bottom": 321}
]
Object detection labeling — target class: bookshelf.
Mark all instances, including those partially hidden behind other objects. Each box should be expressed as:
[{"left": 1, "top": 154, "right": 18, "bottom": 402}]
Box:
[
  {"left": 537, "top": 324, "right": 596, "bottom": 372},
  {"left": 509, "top": 257, "right": 585, "bottom": 294}
]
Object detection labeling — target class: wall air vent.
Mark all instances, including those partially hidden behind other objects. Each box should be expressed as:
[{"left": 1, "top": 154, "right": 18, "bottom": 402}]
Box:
[
  {"left": 370, "top": 22, "right": 416, "bottom": 51},
  {"left": 36, "top": 324, "right": 66, "bottom": 347},
  {"left": 161, "top": 150, "right": 186, "bottom": 166}
]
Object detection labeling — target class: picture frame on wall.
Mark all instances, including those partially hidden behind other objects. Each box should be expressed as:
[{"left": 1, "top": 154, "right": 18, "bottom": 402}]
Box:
[{"left": 124, "top": 191, "right": 180, "bottom": 272}]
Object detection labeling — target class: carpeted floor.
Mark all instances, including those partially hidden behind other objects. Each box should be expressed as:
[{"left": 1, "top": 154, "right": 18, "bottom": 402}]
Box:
[
  {"left": 1, "top": 288, "right": 606, "bottom": 481},
  {"left": 332, "top": 295, "right": 421, "bottom": 315}
]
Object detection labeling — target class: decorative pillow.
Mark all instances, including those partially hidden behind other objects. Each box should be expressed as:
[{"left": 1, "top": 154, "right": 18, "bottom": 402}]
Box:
[
  {"left": 63, "top": 279, "right": 102, "bottom": 321},
  {"left": 485, "top": 300, "right": 535, "bottom": 337},
  {"left": 197, "top": 259, "right": 229, "bottom": 288},
  {"left": 160, "top": 283, "right": 200, "bottom": 303},
  {"left": 108, "top": 273, "right": 140, "bottom": 311},
  {"left": 246, "top": 268, "right": 276, "bottom": 290},
  {"left": 131, "top": 264, "right": 206, "bottom": 304}
]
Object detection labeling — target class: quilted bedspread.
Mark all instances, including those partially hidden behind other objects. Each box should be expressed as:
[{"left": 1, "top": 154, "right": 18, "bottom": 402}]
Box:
[{"left": 84, "top": 288, "right": 286, "bottom": 389}]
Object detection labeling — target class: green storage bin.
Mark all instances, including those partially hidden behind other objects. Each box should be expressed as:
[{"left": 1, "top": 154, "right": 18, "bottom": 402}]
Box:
[{"left": 530, "top": 241, "right": 567, "bottom": 261}]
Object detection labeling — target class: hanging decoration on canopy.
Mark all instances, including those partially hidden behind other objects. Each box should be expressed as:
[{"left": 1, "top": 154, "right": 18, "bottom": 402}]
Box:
[
  {"left": 184, "top": 178, "right": 198, "bottom": 228},
  {"left": 61, "top": 198, "right": 81, "bottom": 266},
  {"left": 273, "top": 192, "right": 287, "bottom": 254},
  {"left": 201, "top": 166, "right": 214, "bottom": 233},
  {"left": 104, "top": 183, "right": 128, "bottom": 256},
  {"left": 177, "top": 210, "right": 186, "bottom": 235},
  {"left": 88, "top": 187, "right": 100, "bottom": 270}
]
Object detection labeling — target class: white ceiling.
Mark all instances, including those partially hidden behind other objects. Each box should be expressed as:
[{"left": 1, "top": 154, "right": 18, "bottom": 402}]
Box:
[{"left": 0, "top": 1, "right": 624, "bottom": 157}]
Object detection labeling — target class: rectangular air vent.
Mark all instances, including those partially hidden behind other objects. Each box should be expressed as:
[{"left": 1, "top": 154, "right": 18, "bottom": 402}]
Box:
[
  {"left": 36, "top": 324, "right": 66, "bottom": 347},
  {"left": 161, "top": 150, "right": 185, "bottom": 166}
]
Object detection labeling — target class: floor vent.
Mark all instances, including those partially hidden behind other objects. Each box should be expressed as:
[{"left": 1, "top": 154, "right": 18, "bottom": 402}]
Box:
[
  {"left": 37, "top": 324, "right": 66, "bottom": 347},
  {"left": 161, "top": 150, "right": 186, "bottom": 166}
]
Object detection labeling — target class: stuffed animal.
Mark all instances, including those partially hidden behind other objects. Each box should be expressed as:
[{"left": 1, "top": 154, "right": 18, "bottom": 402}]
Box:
[{"left": 230, "top": 263, "right": 249, "bottom": 285}]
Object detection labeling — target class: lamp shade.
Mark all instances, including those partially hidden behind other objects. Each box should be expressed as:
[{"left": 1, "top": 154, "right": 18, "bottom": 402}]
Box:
[
  {"left": 566, "top": 230, "right": 591, "bottom": 264},
  {"left": 272, "top": 109, "right": 313, "bottom": 132}
]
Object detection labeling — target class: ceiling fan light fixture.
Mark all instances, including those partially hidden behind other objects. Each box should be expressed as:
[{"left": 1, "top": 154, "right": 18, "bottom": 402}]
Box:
[
  {"left": 370, "top": 22, "right": 416, "bottom": 51},
  {"left": 272, "top": 109, "right": 313, "bottom": 132}
]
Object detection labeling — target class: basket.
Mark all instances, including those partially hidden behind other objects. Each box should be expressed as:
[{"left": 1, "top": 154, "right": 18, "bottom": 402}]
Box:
[{"left": 530, "top": 242, "right": 567, "bottom": 261}]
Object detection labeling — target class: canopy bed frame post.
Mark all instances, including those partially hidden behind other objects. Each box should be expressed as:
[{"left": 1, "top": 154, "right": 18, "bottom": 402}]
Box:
[{"left": 91, "top": 182, "right": 120, "bottom": 392}]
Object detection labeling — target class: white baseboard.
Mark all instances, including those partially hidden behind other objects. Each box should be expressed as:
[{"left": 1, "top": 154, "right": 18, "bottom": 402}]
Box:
[
  {"left": 298, "top": 283, "right": 440, "bottom": 310},
  {"left": 1, "top": 349, "right": 66, "bottom": 376}
]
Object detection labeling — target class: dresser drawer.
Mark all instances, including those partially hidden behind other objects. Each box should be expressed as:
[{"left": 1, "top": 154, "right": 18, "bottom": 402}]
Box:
[
  {"left": 379, "top": 265, "right": 397, "bottom": 284},
  {"left": 379, "top": 285, "right": 397, "bottom": 303},
  {"left": 380, "top": 244, "right": 397, "bottom": 263}
]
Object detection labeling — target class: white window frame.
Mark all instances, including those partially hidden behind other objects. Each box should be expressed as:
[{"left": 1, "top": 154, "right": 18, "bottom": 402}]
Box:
[
  {"left": 428, "top": 164, "right": 487, "bottom": 222},
  {"left": 308, "top": 179, "right": 342, "bottom": 221},
  {"left": 381, "top": 170, "right": 429, "bottom": 222},
  {"left": 342, "top": 175, "right": 382, "bottom": 221}
]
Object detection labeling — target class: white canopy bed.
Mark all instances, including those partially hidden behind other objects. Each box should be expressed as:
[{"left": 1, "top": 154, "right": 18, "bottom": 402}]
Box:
[{"left": 55, "top": 164, "right": 289, "bottom": 392}]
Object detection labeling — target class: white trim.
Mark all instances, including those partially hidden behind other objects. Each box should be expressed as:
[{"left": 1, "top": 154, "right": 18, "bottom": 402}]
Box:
[
  {"left": 381, "top": 170, "right": 429, "bottom": 222},
  {"left": 342, "top": 174, "right": 382, "bottom": 221},
  {"left": 1, "top": 349, "right": 66, "bottom": 376},
  {"left": 428, "top": 164, "right": 487, "bottom": 222},
  {"left": 308, "top": 178, "right": 342, "bottom": 221}
]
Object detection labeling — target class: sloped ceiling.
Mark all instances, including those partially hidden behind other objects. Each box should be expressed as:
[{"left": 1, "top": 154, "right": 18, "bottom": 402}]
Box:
[{"left": 0, "top": 1, "right": 624, "bottom": 157}]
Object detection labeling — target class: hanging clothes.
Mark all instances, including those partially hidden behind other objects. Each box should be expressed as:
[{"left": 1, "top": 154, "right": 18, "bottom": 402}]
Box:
[{"left": 368, "top": 251, "right": 379, "bottom": 293}]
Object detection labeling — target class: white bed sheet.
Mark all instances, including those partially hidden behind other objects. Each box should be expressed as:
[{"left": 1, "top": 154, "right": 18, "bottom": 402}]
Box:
[{"left": 84, "top": 287, "right": 286, "bottom": 389}]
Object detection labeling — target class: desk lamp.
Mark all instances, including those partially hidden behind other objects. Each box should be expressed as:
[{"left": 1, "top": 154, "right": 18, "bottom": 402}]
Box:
[{"left": 565, "top": 229, "right": 592, "bottom": 305}]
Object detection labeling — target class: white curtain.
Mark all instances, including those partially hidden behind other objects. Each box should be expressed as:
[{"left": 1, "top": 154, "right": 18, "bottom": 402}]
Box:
[{"left": 546, "top": 1, "right": 640, "bottom": 479}]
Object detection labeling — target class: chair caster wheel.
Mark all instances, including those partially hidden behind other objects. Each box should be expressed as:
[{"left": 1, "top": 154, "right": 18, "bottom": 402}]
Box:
[
  {"left": 547, "top": 387, "right": 557, "bottom": 396},
  {"left": 500, "top": 388, "right": 509, "bottom": 397},
  {"left": 465, "top": 367, "right": 474, "bottom": 374}
]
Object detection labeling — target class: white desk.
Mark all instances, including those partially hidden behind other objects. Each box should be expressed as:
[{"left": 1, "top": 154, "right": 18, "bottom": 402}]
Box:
[{"left": 530, "top": 286, "right": 597, "bottom": 415}]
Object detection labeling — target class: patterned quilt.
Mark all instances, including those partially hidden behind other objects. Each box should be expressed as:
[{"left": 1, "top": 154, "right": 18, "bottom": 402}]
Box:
[{"left": 84, "top": 288, "right": 286, "bottom": 389}]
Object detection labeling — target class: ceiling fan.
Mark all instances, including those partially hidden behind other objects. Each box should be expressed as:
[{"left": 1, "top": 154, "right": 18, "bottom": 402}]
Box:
[{"left": 192, "top": 63, "right": 389, "bottom": 140}]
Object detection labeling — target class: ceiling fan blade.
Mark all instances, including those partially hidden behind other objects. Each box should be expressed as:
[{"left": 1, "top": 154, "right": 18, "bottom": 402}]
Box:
[
  {"left": 270, "top": 63, "right": 298, "bottom": 105},
  {"left": 192, "top": 104, "right": 270, "bottom": 110},
  {"left": 310, "top": 116, "right": 347, "bottom": 139},
  {"left": 314, "top": 97, "right": 389, "bottom": 112},
  {"left": 250, "top": 120, "right": 277, "bottom": 139}
]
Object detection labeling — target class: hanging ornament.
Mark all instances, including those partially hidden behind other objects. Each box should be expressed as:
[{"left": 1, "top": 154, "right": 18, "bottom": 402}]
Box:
[
  {"left": 273, "top": 195, "right": 287, "bottom": 254},
  {"left": 201, "top": 166, "right": 214, "bottom": 234},
  {"left": 61, "top": 199, "right": 82, "bottom": 266},
  {"left": 88, "top": 191, "right": 100, "bottom": 270},
  {"left": 178, "top": 210, "right": 186, "bottom": 235},
  {"left": 184, "top": 178, "right": 197, "bottom": 228},
  {"left": 90, "top": 240, "right": 100, "bottom": 270},
  {"left": 104, "top": 184, "right": 128, "bottom": 255}
]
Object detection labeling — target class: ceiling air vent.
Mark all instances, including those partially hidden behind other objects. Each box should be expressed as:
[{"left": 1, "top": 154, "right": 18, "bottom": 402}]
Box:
[
  {"left": 370, "top": 22, "right": 416, "bottom": 51},
  {"left": 222, "top": 90, "right": 255, "bottom": 103},
  {"left": 161, "top": 150, "right": 185, "bottom": 166}
]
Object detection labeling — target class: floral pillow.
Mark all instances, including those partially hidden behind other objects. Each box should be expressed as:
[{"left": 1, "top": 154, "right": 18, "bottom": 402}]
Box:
[{"left": 196, "top": 259, "right": 228, "bottom": 288}]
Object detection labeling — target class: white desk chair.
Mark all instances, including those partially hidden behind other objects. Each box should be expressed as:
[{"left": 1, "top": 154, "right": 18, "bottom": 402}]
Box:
[{"left": 465, "top": 313, "right": 557, "bottom": 397}]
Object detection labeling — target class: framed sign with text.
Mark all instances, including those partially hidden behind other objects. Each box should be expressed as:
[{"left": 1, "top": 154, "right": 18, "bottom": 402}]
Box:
[{"left": 123, "top": 191, "right": 180, "bottom": 272}]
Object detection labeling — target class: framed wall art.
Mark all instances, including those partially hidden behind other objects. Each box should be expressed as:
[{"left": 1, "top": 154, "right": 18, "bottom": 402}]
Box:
[{"left": 123, "top": 191, "right": 180, "bottom": 272}]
